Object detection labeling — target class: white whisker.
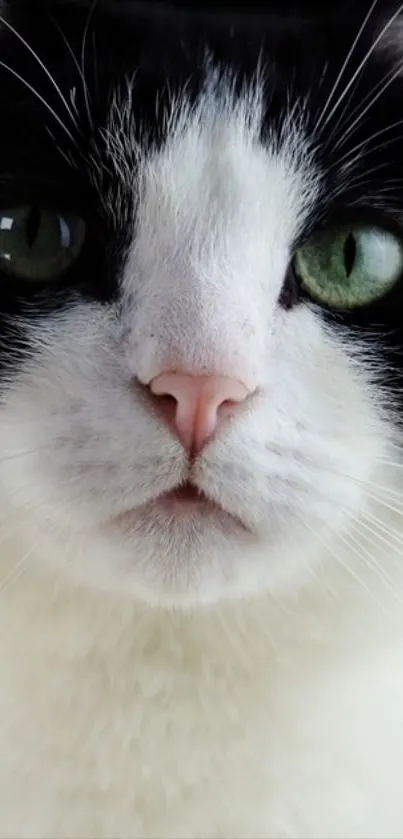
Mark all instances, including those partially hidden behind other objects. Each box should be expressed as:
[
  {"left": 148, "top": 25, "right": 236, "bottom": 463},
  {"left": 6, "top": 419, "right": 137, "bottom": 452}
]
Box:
[
  {"left": 0, "top": 13, "right": 79, "bottom": 132},
  {"left": 325, "top": 516, "right": 403, "bottom": 606},
  {"left": 374, "top": 455, "right": 403, "bottom": 470},
  {"left": 45, "top": 127, "right": 77, "bottom": 168},
  {"left": 0, "top": 545, "right": 33, "bottom": 596},
  {"left": 51, "top": 16, "right": 90, "bottom": 121},
  {"left": 317, "top": 2, "right": 403, "bottom": 136},
  {"left": 328, "top": 55, "right": 403, "bottom": 150},
  {"left": 304, "top": 459, "right": 403, "bottom": 503},
  {"left": 334, "top": 117, "right": 403, "bottom": 168},
  {"left": 0, "top": 61, "right": 78, "bottom": 146},
  {"left": 350, "top": 515, "right": 403, "bottom": 558},
  {"left": 92, "top": 26, "right": 99, "bottom": 101},
  {"left": 300, "top": 515, "right": 384, "bottom": 608},
  {"left": 80, "top": 0, "right": 97, "bottom": 131},
  {"left": 360, "top": 491, "right": 403, "bottom": 518},
  {"left": 360, "top": 508, "right": 403, "bottom": 544},
  {"left": 314, "top": 0, "right": 378, "bottom": 133},
  {"left": 333, "top": 58, "right": 403, "bottom": 153},
  {"left": 346, "top": 524, "right": 403, "bottom": 601}
]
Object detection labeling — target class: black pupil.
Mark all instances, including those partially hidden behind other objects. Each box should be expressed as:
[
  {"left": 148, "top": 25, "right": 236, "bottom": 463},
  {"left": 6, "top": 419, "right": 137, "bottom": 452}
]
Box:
[
  {"left": 25, "top": 206, "right": 41, "bottom": 249},
  {"left": 344, "top": 233, "right": 356, "bottom": 278}
]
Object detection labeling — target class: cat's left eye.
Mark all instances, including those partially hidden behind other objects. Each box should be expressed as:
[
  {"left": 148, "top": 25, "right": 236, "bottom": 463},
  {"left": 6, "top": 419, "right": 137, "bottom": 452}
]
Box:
[
  {"left": 293, "top": 224, "right": 403, "bottom": 309},
  {"left": 0, "top": 205, "right": 86, "bottom": 282}
]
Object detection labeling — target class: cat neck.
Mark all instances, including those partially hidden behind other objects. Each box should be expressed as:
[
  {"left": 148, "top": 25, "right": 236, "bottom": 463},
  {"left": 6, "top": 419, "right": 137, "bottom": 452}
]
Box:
[{"left": 0, "top": 528, "right": 400, "bottom": 679}]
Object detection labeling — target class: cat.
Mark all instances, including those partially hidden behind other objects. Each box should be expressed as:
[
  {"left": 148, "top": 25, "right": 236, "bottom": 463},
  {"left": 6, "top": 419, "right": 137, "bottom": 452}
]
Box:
[{"left": 0, "top": 0, "right": 403, "bottom": 835}]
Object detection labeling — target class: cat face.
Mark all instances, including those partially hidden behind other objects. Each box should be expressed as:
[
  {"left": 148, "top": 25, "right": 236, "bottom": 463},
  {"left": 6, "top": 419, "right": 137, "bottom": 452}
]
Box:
[{"left": 0, "top": 0, "right": 401, "bottom": 606}]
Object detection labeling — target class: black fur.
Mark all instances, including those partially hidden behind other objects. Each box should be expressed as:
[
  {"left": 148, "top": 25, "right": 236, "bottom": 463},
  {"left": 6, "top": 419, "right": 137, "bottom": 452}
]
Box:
[{"left": 0, "top": 0, "right": 403, "bottom": 385}]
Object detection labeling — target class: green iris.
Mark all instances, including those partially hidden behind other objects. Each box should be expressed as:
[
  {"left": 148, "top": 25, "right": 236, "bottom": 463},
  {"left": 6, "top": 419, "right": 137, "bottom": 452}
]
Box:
[
  {"left": 0, "top": 206, "right": 86, "bottom": 281},
  {"left": 294, "top": 225, "right": 403, "bottom": 309}
]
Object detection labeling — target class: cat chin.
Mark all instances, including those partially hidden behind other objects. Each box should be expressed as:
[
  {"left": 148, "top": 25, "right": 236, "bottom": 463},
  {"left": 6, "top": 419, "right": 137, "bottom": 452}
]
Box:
[{"left": 7, "top": 493, "right": 335, "bottom": 609}]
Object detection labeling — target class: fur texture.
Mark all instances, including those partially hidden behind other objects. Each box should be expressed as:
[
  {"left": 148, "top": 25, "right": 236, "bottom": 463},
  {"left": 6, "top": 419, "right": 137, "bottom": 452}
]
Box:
[{"left": 0, "top": 1, "right": 403, "bottom": 835}]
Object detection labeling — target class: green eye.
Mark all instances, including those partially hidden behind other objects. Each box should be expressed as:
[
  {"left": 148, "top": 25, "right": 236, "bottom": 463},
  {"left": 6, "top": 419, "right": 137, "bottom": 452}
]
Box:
[
  {"left": 294, "top": 225, "right": 403, "bottom": 309},
  {"left": 0, "top": 206, "right": 86, "bottom": 281}
]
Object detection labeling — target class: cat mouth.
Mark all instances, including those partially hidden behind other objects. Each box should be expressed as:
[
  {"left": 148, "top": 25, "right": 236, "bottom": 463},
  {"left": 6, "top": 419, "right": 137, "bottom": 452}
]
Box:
[
  {"left": 153, "top": 482, "right": 223, "bottom": 513},
  {"left": 151, "top": 482, "right": 251, "bottom": 533},
  {"left": 159, "top": 482, "right": 207, "bottom": 502},
  {"left": 110, "top": 482, "right": 248, "bottom": 531}
]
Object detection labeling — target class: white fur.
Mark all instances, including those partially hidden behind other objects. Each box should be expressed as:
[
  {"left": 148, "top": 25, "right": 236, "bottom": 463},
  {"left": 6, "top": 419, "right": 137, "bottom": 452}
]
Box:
[
  {"left": 0, "top": 78, "right": 403, "bottom": 835},
  {"left": 374, "top": 8, "right": 403, "bottom": 64}
]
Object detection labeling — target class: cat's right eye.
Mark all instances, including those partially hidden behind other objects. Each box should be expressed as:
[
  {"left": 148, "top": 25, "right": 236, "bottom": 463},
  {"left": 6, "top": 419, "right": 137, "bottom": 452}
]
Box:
[{"left": 0, "top": 205, "right": 86, "bottom": 282}]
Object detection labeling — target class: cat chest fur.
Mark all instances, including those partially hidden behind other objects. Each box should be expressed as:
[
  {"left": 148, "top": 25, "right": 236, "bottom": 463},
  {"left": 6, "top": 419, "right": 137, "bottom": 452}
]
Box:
[{"left": 1, "top": 566, "right": 403, "bottom": 838}]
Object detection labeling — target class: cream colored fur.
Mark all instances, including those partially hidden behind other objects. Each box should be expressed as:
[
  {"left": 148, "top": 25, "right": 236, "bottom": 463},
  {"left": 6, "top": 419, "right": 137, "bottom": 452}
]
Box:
[{"left": 0, "top": 78, "right": 402, "bottom": 837}]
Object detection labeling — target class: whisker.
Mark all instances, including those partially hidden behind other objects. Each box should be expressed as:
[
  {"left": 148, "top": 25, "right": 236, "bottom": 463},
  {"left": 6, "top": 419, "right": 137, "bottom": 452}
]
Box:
[
  {"left": 324, "top": 517, "right": 403, "bottom": 605},
  {"left": 0, "top": 514, "right": 64, "bottom": 594},
  {"left": 342, "top": 472, "right": 403, "bottom": 501},
  {"left": 314, "top": 0, "right": 378, "bottom": 133},
  {"left": 45, "top": 127, "right": 77, "bottom": 168},
  {"left": 0, "top": 61, "right": 78, "bottom": 146},
  {"left": 346, "top": 524, "right": 403, "bottom": 600},
  {"left": 317, "top": 1, "right": 403, "bottom": 136},
  {"left": 350, "top": 514, "right": 403, "bottom": 556},
  {"left": 332, "top": 58, "right": 403, "bottom": 153},
  {"left": 92, "top": 26, "right": 100, "bottom": 101},
  {"left": 51, "top": 16, "right": 89, "bottom": 121},
  {"left": 302, "top": 458, "right": 403, "bottom": 503},
  {"left": 334, "top": 117, "right": 403, "bottom": 168},
  {"left": 0, "top": 13, "right": 79, "bottom": 132},
  {"left": 374, "top": 455, "right": 403, "bottom": 470},
  {"left": 360, "top": 508, "right": 403, "bottom": 543},
  {"left": 358, "top": 490, "right": 403, "bottom": 518},
  {"left": 80, "top": 0, "right": 97, "bottom": 131},
  {"left": 328, "top": 55, "right": 403, "bottom": 151},
  {"left": 300, "top": 514, "right": 384, "bottom": 607},
  {"left": 0, "top": 546, "right": 33, "bottom": 596}
]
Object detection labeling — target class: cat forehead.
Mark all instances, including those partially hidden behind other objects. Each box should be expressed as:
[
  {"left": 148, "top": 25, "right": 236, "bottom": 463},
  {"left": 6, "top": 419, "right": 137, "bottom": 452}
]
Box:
[
  {"left": 100, "top": 78, "right": 319, "bottom": 260},
  {"left": 2, "top": 2, "right": 402, "bottom": 138},
  {"left": 0, "top": 0, "right": 402, "bottom": 233}
]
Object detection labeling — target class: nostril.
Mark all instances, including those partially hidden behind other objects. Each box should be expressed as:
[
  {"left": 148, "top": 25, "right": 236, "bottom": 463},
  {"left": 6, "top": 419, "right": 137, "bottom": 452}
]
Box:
[
  {"left": 158, "top": 393, "right": 177, "bottom": 423},
  {"left": 219, "top": 399, "right": 240, "bottom": 421},
  {"left": 221, "top": 398, "right": 239, "bottom": 411},
  {"left": 146, "top": 389, "right": 178, "bottom": 426},
  {"left": 143, "top": 371, "right": 253, "bottom": 454}
]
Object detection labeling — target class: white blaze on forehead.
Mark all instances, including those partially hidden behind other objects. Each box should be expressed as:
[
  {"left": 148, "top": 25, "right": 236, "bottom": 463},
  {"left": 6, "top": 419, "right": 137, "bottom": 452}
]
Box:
[{"left": 118, "top": 76, "right": 320, "bottom": 386}]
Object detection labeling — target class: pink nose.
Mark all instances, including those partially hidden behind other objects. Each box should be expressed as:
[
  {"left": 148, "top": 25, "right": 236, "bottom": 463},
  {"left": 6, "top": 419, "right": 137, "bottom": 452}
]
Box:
[{"left": 149, "top": 372, "right": 251, "bottom": 454}]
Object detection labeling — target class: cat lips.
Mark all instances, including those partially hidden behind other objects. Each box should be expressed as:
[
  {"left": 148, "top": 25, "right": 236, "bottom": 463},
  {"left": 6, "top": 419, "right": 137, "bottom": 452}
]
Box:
[
  {"left": 153, "top": 482, "right": 221, "bottom": 513},
  {"left": 152, "top": 482, "right": 250, "bottom": 531},
  {"left": 159, "top": 482, "right": 204, "bottom": 502},
  {"left": 110, "top": 482, "right": 248, "bottom": 531}
]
